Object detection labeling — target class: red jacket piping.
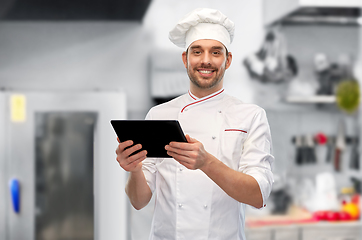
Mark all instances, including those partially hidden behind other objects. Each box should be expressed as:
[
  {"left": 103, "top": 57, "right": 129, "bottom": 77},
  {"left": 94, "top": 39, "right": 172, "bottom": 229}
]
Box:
[{"left": 182, "top": 89, "right": 224, "bottom": 113}]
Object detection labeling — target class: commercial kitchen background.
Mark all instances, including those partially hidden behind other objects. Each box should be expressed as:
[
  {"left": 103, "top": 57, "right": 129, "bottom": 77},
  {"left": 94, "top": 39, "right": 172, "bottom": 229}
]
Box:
[{"left": 1, "top": 0, "right": 362, "bottom": 239}]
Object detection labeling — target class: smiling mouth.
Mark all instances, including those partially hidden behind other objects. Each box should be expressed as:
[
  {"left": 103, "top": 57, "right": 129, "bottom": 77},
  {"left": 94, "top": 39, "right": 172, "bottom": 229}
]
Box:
[{"left": 198, "top": 69, "right": 215, "bottom": 75}]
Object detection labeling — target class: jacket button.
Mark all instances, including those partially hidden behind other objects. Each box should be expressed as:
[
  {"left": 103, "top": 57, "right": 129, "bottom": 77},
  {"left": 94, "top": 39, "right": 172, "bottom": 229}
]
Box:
[
  {"left": 218, "top": 110, "right": 222, "bottom": 113},
  {"left": 212, "top": 136, "right": 216, "bottom": 140},
  {"left": 204, "top": 205, "right": 208, "bottom": 209},
  {"left": 179, "top": 204, "right": 183, "bottom": 208}
]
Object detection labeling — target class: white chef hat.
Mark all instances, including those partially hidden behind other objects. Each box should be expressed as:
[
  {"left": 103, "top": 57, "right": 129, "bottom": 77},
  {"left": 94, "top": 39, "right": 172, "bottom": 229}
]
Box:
[{"left": 169, "top": 8, "right": 235, "bottom": 50}]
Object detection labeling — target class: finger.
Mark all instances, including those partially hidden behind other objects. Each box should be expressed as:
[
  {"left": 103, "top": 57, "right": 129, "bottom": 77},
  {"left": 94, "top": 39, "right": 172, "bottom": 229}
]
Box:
[
  {"left": 168, "top": 141, "right": 195, "bottom": 151},
  {"left": 120, "top": 153, "right": 147, "bottom": 171},
  {"left": 122, "top": 144, "right": 143, "bottom": 158},
  {"left": 128, "top": 155, "right": 147, "bottom": 168},
  {"left": 117, "top": 141, "right": 136, "bottom": 155},
  {"left": 165, "top": 145, "right": 192, "bottom": 158},
  {"left": 166, "top": 149, "right": 192, "bottom": 163},
  {"left": 116, "top": 140, "right": 134, "bottom": 153},
  {"left": 118, "top": 149, "right": 147, "bottom": 166},
  {"left": 125, "top": 150, "right": 147, "bottom": 166},
  {"left": 186, "top": 134, "right": 198, "bottom": 143}
]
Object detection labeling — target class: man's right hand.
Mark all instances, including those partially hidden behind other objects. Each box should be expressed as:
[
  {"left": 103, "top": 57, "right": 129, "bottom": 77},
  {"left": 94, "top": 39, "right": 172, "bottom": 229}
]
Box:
[{"left": 116, "top": 138, "right": 147, "bottom": 172}]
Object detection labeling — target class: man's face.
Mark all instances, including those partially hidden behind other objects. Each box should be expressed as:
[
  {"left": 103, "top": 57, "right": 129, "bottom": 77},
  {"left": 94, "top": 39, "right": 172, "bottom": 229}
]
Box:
[{"left": 182, "top": 39, "right": 232, "bottom": 93}]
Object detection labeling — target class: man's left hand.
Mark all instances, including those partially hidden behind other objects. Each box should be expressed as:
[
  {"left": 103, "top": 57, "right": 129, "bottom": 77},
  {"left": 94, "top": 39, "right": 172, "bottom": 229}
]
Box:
[{"left": 165, "top": 135, "right": 210, "bottom": 170}]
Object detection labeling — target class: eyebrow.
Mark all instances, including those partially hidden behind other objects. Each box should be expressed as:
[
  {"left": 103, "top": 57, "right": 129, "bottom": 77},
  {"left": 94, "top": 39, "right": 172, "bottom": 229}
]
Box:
[
  {"left": 189, "top": 45, "right": 225, "bottom": 51},
  {"left": 211, "top": 46, "right": 224, "bottom": 51}
]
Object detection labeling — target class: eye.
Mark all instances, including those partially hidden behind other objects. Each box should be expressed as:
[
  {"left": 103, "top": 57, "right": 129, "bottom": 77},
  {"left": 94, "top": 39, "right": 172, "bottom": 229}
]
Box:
[
  {"left": 212, "top": 51, "right": 221, "bottom": 55},
  {"left": 193, "top": 50, "right": 201, "bottom": 55}
]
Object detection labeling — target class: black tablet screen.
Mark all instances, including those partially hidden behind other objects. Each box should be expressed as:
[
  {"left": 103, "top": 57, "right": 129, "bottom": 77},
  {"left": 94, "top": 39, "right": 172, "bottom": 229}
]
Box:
[{"left": 111, "top": 120, "right": 187, "bottom": 158}]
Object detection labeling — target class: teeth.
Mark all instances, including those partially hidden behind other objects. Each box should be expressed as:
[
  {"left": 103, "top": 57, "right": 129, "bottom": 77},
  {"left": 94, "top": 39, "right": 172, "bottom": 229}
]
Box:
[{"left": 199, "top": 70, "right": 213, "bottom": 74}]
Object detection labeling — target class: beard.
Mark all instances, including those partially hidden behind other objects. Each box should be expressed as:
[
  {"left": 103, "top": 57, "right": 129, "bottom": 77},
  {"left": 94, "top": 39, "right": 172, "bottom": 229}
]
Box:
[{"left": 186, "top": 62, "right": 226, "bottom": 90}]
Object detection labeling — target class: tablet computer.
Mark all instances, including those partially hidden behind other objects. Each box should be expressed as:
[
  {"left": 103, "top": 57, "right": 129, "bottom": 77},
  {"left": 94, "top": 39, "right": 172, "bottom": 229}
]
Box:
[{"left": 111, "top": 120, "right": 187, "bottom": 158}]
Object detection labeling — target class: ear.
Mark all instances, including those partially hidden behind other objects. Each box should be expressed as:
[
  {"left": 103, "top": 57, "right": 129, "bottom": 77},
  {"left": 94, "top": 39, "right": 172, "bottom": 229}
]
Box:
[
  {"left": 182, "top": 51, "right": 187, "bottom": 68},
  {"left": 225, "top": 52, "right": 232, "bottom": 69}
]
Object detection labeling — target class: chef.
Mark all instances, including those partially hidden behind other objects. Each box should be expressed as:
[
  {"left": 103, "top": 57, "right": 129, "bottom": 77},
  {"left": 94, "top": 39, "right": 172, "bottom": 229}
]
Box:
[{"left": 116, "top": 8, "right": 274, "bottom": 240}]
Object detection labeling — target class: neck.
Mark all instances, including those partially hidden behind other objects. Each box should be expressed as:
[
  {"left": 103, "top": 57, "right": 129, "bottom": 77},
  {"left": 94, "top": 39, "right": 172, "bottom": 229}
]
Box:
[{"left": 190, "top": 86, "right": 224, "bottom": 98}]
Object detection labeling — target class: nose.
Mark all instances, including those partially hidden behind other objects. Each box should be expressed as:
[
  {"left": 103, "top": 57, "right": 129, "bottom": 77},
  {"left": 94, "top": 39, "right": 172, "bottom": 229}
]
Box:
[{"left": 201, "top": 52, "right": 211, "bottom": 66}]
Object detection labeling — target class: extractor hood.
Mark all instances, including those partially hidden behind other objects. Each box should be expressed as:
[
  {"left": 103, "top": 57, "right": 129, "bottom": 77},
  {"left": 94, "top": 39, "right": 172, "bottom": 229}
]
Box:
[
  {"left": 0, "top": 0, "right": 151, "bottom": 21},
  {"left": 264, "top": 0, "right": 362, "bottom": 26}
]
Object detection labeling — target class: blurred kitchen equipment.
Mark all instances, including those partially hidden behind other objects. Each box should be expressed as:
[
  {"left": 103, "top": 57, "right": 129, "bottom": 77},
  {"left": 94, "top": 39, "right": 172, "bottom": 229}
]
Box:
[
  {"left": 351, "top": 177, "right": 361, "bottom": 194},
  {"left": 314, "top": 53, "right": 333, "bottom": 95},
  {"left": 0, "top": 91, "right": 128, "bottom": 240},
  {"left": 271, "top": 189, "right": 292, "bottom": 214},
  {"left": 325, "top": 136, "right": 335, "bottom": 163},
  {"left": 350, "top": 137, "right": 359, "bottom": 170},
  {"left": 314, "top": 132, "right": 328, "bottom": 145},
  {"left": 243, "top": 29, "right": 297, "bottom": 83},
  {"left": 334, "top": 120, "right": 346, "bottom": 172},
  {"left": 314, "top": 172, "right": 339, "bottom": 212},
  {"left": 264, "top": 2, "right": 362, "bottom": 26},
  {"left": 350, "top": 115, "right": 360, "bottom": 170},
  {"left": 314, "top": 53, "right": 344, "bottom": 96},
  {"left": 9, "top": 178, "right": 20, "bottom": 214},
  {"left": 304, "top": 134, "right": 317, "bottom": 163},
  {"left": 295, "top": 135, "right": 304, "bottom": 165},
  {"left": 269, "top": 174, "right": 292, "bottom": 214},
  {"left": 294, "top": 135, "right": 317, "bottom": 164}
]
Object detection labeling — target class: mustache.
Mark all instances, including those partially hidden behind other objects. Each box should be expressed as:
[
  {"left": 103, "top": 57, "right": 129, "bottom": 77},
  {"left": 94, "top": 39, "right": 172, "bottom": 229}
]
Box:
[{"left": 196, "top": 63, "right": 217, "bottom": 69}]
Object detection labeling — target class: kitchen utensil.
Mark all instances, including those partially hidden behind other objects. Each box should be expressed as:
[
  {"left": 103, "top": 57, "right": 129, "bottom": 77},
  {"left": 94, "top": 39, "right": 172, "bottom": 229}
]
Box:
[
  {"left": 349, "top": 136, "right": 359, "bottom": 170},
  {"left": 334, "top": 120, "right": 346, "bottom": 172},
  {"left": 295, "top": 135, "right": 303, "bottom": 165},
  {"left": 325, "top": 136, "right": 334, "bottom": 163},
  {"left": 305, "top": 134, "right": 316, "bottom": 163},
  {"left": 243, "top": 29, "right": 297, "bottom": 83},
  {"left": 242, "top": 32, "right": 272, "bottom": 80},
  {"left": 271, "top": 189, "right": 291, "bottom": 214},
  {"left": 350, "top": 114, "right": 360, "bottom": 170},
  {"left": 314, "top": 53, "right": 334, "bottom": 95}
]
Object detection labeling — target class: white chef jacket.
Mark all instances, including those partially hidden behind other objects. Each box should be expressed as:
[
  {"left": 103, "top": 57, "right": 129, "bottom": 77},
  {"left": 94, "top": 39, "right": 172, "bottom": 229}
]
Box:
[{"left": 142, "top": 88, "right": 274, "bottom": 240}]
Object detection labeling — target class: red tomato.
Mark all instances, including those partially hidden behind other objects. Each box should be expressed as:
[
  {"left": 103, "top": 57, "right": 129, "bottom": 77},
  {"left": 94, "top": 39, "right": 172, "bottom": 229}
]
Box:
[
  {"left": 338, "top": 211, "right": 352, "bottom": 221},
  {"left": 313, "top": 211, "right": 328, "bottom": 221},
  {"left": 325, "top": 211, "right": 339, "bottom": 221}
]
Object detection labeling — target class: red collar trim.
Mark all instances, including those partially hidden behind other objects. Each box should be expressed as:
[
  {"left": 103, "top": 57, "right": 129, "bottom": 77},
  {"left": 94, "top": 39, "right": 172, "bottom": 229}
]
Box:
[
  {"left": 182, "top": 89, "right": 224, "bottom": 113},
  {"left": 188, "top": 90, "right": 197, "bottom": 100}
]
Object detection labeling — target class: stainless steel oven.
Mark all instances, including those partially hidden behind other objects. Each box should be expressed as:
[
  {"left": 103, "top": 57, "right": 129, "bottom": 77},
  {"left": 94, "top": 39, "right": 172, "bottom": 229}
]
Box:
[{"left": 0, "top": 91, "right": 128, "bottom": 240}]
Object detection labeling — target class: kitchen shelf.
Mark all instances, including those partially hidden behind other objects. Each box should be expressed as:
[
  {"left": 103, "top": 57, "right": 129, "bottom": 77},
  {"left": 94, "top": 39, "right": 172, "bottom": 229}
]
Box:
[{"left": 285, "top": 95, "right": 336, "bottom": 103}]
